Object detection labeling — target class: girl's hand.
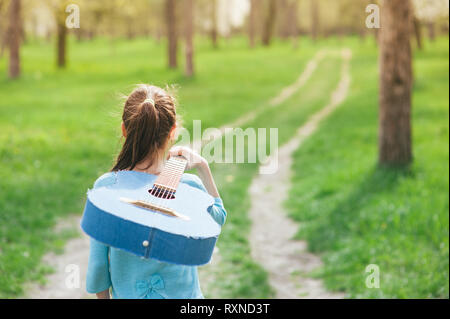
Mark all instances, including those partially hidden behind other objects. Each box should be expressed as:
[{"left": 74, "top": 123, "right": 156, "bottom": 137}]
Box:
[
  {"left": 168, "top": 146, "right": 207, "bottom": 171},
  {"left": 168, "top": 146, "right": 220, "bottom": 198}
]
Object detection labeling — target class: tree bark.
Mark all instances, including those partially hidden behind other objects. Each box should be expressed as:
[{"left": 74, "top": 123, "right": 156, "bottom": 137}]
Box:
[
  {"left": 210, "top": 0, "right": 218, "bottom": 49},
  {"left": 57, "top": 20, "right": 67, "bottom": 68},
  {"left": 413, "top": 17, "right": 422, "bottom": 50},
  {"left": 165, "top": 0, "right": 177, "bottom": 68},
  {"left": 277, "top": 0, "right": 289, "bottom": 39},
  {"left": 289, "top": 0, "right": 299, "bottom": 48},
  {"left": 8, "top": 0, "right": 21, "bottom": 78},
  {"left": 310, "top": 0, "right": 319, "bottom": 42},
  {"left": 378, "top": 0, "right": 413, "bottom": 166},
  {"left": 426, "top": 21, "right": 435, "bottom": 41},
  {"left": 184, "top": 0, "right": 194, "bottom": 77},
  {"left": 262, "top": 0, "right": 277, "bottom": 46},
  {"left": 249, "top": 0, "right": 258, "bottom": 48}
]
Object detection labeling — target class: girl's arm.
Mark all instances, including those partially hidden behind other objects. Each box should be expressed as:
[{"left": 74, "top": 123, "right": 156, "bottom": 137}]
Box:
[
  {"left": 195, "top": 161, "right": 220, "bottom": 198},
  {"left": 86, "top": 239, "right": 112, "bottom": 298},
  {"left": 169, "top": 146, "right": 227, "bottom": 225}
]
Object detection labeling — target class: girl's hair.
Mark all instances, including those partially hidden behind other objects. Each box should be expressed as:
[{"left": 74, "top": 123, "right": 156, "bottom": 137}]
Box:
[{"left": 112, "top": 84, "right": 177, "bottom": 172}]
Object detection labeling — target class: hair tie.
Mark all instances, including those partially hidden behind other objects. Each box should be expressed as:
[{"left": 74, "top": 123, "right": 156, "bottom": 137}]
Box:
[{"left": 144, "top": 98, "right": 155, "bottom": 106}]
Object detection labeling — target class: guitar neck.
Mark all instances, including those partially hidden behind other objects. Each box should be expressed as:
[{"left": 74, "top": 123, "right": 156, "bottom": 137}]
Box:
[{"left": 153, "top": 156, "right": 187, "bottom": 191}]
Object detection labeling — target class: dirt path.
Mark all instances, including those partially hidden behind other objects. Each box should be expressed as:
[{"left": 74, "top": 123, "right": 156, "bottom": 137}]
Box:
[
  {"left": 198, "top": 50, "right": 327, "bottom": 143},
  {"left": 248, "top": 49, "right": 352, "bottom": 299},
  {"left": 25, "top": 214, "right": 220, "bottom": 299},
  {"left": 25, "top": 50, "right": 329, "bottom": 299},
  {"left": 25, "top": 215, "right": 93, "bottom": 299}
]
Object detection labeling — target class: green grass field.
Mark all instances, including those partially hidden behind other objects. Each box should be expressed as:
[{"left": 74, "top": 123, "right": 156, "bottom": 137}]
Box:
[
  {"left": 203, "top": 49, "right": 343, "bottom": 298},
  {"left": 287, "top": 38, "right": 449, "bottom": 298},
  {"left": 0, "top": 35, "right": 448, "bottom": 299},
  {"left": 0, "top": 36, "right": 322, "bottom": 298}
]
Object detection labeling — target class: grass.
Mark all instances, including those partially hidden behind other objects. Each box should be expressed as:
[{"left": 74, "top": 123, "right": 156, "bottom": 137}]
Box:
[
  {"left": 203, "top": 50, "right": 343, "bottom": 297},
  {"left": 286, "top": 37, "right": 449, "bottom": 298},
  {"left": 1, "top": 33, "right": 447, "bottom": 299},
  {"left": 0, "top": 35, "right": 323, "bottom": 298}
]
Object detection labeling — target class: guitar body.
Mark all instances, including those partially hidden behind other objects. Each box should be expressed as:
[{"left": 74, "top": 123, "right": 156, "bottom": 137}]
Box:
[{"left": 81, "top": 170, "right": 221, "bottom": 266}]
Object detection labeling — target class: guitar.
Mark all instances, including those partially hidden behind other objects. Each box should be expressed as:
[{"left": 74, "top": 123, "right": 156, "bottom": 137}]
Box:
[{"left": 81, "top": 156, "right": 221, "bottom": 266}]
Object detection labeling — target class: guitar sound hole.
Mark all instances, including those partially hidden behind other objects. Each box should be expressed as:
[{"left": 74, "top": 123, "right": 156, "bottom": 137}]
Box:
[{"left": 149, "top": 186, "right": 175, "bottom": 199}]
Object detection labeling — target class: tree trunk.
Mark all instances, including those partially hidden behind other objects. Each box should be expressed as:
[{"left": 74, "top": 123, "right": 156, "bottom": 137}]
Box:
[
  {"left": 210, "top": 0, "right": 218, "bottom": 49},
  {"left": 8, "top": 0, "right": 21, "bottom": 78},
  {"left": 249, "top": 0, "right": 258, "bottom": 48},
  {"left": 290, "top": 0, "right": 299, "bottom": 49},
  {"left": 0, "top": 16, "right": 5, "bottom": 58},
  {"left": 426, "top": 21, "right": 435, "bottom": 41},
  {"left": 378, "top": 0, "right": 413, "bottom": 166},
  {"left": 57, "top": 20, "right": 67, "bottom": 68},
  {"left": 262, "top": 0, "right": 277, "bottom": 46},
  {"left": 184, "top": 0, "right": 194, "bottom": 77},
  {"left": 310, "top": 0, "right": 319, "bottom": 42},
  {"left": 75, "top": 28, "right": 83, "bottom": 42},
  {"left": 165, "top": 0, "right": 177, "bottom": 68},
  {"left": 277, "top": 0, "right": 289, "bottom": 39},
  {"left": 413, "top": 17, "right": 422, "bottom": 50}
]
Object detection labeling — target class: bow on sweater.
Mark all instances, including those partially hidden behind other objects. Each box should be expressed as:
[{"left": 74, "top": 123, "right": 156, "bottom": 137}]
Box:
[{"left": 136, "top": 274, "right": 167, "bottom": 299}]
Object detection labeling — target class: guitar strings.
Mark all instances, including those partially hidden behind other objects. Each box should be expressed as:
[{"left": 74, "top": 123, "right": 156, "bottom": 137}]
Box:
[
  {"left": 150, "top": 157, "right": 187, "bottom": 209},
  {"left": 163, "top": 158, "right": 186, "bottom": 199},
  {"left": 156, "top": 159, "right": 185, "bottom": 208}
]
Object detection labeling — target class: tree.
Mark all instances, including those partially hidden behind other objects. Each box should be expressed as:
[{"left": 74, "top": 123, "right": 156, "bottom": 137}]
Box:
[
  {"left": 165, "top": 0, "right": 178, "bottom": 68},
  {"left": 277, "top": 0, "right": 289, "bottom": 39},
  {"left": 184, "top": 0, "right": 194, "bottom": 77},
  {"left": 378, "top": 0, "right": 413, "bottom": 166},
  {"left": 413, "top": 16, "right": 423, "bottom": 50},
  {"left": 47, "top": 0, "right": 74, "bottom": 68},
  {"left": 248, "top": 0, "right": 258, "bottom": 48},
  {"left": 426, "top": 21, "right": 435, "bottom": 41},
  {"left": 310, "top": 0, "right": 319, "bottom": 41},
  {"left": 413, "top": 0, "right": 449, "bottom": 42},
  {"left": 262, "top": 0, "right": 277, "bottom": 46},
  {"left": 55, "top": 5, "right": 67, "bottom": 68},
  {"left": 290, "top": 0, "right": 299, "bottom": 48},
  {"left": 276, "top": 0, "right": 300, "bottom": 46},
  {"left": 7, "top": 0, "right": 21, "bottom": 78},
  {"left": 0, "top": 0, "right": 7, "bottom": 58},
  {"left": 210, "top": 0, "right": 218, "bottom": 48}
]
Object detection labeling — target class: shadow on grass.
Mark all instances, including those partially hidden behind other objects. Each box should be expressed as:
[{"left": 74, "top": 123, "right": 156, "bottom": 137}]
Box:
[{"left": 304, "top": 164, "right": 414, "bottom": 254}]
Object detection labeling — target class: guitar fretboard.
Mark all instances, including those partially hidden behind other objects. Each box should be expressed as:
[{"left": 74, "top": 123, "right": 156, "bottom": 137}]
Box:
[{"left": 150, "top": 156, "right": 187, "bottom": 197}]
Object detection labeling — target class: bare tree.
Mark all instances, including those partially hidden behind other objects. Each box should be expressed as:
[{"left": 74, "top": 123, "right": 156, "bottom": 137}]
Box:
[
  {"left": 165, "top": 0, "right": 178, "bottom": 68},
  {"left": 210, "top": 0, "right": 218, "bottom": 48},
  {"left": 55, "top": 5, "right": 67, "bottom": 68},
  {"left": 7, "top": 0, "right": 21, "bottom": 78},
  {"left": 412, "top": 0, "right": 449, "bottom": 41},
  {"left": 249, "top": 0, "right": 258, "bottom": 48},
  {"left": 277, "top": 0, "right": 289, "bottom": 39},
  {"left": 426, "top": 21, "right": 435, "bottom": 41},
  {"left": 0, "top": 0, "right": 6, "bottom": 58},
  {"left": 277, "top": 0, "right": 299, "bottom": 45},
  {"left": 290, "top": 0, "right": 300, "bottom": 49},
  {"left": 262, "top": 0, "right": 277, "bottom": 46},
  {"left": 184, "top": 0, "right": 194, "bottom": 77},
  {"left": 310, "top": 0, "right": 319, "bottom": 42},
  {"left": 378, "top": 0, "right": 413, "bottom": 165},
  {"left": 413, "top": 16, "right": 423, "bottom": 50}
]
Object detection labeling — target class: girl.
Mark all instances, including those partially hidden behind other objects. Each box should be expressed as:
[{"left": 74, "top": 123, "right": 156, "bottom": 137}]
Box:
[{"left": 86, "top": 84, "right": 226, "bottom": 299}]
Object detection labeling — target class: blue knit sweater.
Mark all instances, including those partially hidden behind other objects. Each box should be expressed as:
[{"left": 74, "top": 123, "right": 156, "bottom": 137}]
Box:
[{"left": 85, "top": 172, "right": 226, "bottom": 299}]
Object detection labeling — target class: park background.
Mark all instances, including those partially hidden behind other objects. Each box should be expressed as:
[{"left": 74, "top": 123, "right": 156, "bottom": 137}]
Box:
[{"left": 0, "top": 0, "right": 448, "bottom": 299}]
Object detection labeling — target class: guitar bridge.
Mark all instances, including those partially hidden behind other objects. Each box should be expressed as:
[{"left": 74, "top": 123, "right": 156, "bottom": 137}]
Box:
[{"left": 120, "top": 197, "right": 190, "bottom": 221}]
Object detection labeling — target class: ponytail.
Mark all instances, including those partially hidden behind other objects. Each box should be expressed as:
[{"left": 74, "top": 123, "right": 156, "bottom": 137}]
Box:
[{"left": 112, "top": 85, "right": 177, "bottom": 172}]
